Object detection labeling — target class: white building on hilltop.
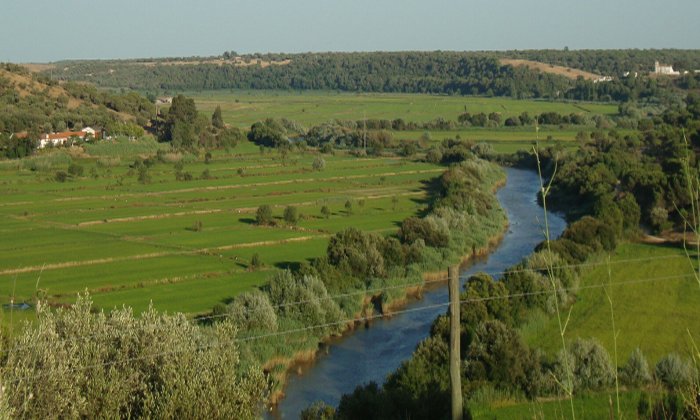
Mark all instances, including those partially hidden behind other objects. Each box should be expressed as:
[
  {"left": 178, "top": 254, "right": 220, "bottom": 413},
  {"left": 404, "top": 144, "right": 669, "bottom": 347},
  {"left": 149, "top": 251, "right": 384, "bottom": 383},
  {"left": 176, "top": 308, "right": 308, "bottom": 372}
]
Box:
[{"left": 654, "top": 61, "right": 680, "bottom": 76}]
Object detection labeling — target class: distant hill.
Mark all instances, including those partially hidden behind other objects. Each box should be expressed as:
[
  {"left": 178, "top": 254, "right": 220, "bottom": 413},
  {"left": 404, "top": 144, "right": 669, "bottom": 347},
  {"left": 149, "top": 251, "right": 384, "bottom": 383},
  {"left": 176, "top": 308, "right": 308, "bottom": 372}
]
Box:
[
  {"left": 0, "top": 63, "right": 153, "bottom": 135},
  {"left": 36, "top": 50, "right": 700, "bottom": 102}
]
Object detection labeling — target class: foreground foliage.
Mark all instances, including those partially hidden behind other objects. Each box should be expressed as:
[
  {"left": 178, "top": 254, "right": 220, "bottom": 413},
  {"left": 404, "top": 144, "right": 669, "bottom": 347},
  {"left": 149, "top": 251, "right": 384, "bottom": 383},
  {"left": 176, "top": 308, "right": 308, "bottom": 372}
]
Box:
[{"left": 2, "top": 295, "right": 267, "bottom": 418}]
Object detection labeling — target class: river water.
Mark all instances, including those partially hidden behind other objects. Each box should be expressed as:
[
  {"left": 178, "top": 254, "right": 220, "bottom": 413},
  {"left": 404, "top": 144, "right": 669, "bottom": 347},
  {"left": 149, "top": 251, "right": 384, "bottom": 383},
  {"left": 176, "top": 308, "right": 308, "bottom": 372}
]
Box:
[{"left": 271, "top": 167, "right": 567, "bottom": 418}]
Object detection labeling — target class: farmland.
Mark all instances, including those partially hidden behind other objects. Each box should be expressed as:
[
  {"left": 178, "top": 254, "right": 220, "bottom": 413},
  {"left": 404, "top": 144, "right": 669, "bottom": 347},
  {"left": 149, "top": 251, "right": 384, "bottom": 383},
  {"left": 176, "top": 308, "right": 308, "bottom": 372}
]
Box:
[
  {"left": 0, "top": 138, "right": 442, "bottom": 318},
  {"left": 190, "top": 91, "right": 619, "bottom": 152},
  {"left": 0, "top": 92, "right": 625, "bottom": 323}
]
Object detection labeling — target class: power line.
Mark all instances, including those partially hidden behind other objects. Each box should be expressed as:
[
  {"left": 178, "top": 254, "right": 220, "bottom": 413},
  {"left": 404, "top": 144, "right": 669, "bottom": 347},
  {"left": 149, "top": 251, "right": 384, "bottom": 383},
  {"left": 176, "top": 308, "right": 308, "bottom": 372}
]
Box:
[
  {"left": 2, "top": 253, "right": 691, "bottom": 355},
  {"left": 5, "top": 271, "right": 696, "bottom": 385}
]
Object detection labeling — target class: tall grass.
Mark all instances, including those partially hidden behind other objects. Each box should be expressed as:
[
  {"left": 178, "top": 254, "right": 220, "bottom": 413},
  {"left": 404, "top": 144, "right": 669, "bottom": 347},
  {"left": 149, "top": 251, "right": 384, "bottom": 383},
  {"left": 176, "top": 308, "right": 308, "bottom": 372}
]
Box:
[{"left": 534, "top": 145, "right": 575, "bottom": 419}]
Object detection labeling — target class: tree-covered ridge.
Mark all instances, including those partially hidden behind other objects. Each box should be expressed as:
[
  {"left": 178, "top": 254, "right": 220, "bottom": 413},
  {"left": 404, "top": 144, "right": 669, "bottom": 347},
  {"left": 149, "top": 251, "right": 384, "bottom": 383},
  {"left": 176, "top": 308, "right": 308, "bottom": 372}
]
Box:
[
  {"left": 47, "top": 52, "right": 571, "bottom": 98},
  {"left": 0, "top": 63, "right": 154, "bottom": 134},
  {"left": 45, "top": 50, "right": 700, "bottom": 102},
  {"left": 503, "top": 49, "right": 700, "bottom": 76}
]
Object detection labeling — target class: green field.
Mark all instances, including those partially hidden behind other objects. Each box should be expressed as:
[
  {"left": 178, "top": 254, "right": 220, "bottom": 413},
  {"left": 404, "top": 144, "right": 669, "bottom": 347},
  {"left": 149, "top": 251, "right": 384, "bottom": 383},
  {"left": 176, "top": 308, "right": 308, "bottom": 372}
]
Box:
[
  {"left": 0, "top": 140, "right": 441, "bottom": 317},
  {"left": 471, "top": 390, "right": 643, "bottom": 419},
  {"left": 0, "top": 92, "right": 624, "bottom": 322},
  {"left": 521, "top": 243, "right": 700, "bottom": 364},
  {"left": 190, "top": 90, "right": 618, "bottom": 127},
  {"left": 189, "top": 91, "right": 619, "bottom": 153}
]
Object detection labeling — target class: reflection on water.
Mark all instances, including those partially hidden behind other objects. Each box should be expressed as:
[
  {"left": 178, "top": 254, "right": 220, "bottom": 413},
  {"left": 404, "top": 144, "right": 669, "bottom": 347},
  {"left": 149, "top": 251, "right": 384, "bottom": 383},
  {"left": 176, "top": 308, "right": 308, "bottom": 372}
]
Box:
[{"left": 271, "top": 167, "right": 567, "bottom": 418}]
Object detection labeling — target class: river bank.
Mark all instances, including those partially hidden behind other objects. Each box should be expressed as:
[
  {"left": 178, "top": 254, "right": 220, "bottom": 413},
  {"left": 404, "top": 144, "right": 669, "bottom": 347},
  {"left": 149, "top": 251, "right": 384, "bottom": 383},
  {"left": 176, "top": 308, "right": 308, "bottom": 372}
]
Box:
[{"left": 271, "top": 167, "right": 567, "bottom": 418}]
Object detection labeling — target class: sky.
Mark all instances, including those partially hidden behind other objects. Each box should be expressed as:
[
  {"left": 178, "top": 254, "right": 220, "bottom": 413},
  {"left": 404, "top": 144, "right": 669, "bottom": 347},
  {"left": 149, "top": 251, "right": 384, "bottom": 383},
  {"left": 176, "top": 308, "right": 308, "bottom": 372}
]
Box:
[{"left": 1, "top": 0, "right": 699, "bottom": 62}]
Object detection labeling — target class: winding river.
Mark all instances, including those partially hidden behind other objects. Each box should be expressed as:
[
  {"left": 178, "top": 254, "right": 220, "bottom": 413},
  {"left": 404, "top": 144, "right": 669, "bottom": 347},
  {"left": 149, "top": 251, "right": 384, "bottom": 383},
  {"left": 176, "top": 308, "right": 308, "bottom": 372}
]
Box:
[{"left": 271, "top": 167, "right": 567, "bottom": 418}]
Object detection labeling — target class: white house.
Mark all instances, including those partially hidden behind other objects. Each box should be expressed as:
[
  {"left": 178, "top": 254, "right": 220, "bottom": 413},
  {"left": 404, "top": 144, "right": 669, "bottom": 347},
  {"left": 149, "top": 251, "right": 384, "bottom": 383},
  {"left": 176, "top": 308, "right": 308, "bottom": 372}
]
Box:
[
  {"left": 654, "top": 61, "right": 680, "bottom": 76},
  {"left": 37, "top": 127, "right": 98, "bottom": 148}
]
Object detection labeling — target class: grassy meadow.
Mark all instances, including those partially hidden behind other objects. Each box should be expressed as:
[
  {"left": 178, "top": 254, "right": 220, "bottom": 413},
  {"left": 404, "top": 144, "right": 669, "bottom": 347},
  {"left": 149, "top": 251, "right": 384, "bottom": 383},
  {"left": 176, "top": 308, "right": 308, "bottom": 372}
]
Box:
[
  {"left": 521, "top": 242, "right": 700, "bottom": 364},
  {"left": 0, "top": 138, "right": 441, "bottom": 319},
  {"left": 190, "top": 91, "right": 619, "bottom": 153}
]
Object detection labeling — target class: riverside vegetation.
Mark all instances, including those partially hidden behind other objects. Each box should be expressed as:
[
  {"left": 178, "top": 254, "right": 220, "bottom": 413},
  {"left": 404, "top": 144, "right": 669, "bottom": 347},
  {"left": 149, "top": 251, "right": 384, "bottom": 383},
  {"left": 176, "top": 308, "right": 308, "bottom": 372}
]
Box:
[{"left": 307, "top": 84, "right": 700, "bottom": 419}]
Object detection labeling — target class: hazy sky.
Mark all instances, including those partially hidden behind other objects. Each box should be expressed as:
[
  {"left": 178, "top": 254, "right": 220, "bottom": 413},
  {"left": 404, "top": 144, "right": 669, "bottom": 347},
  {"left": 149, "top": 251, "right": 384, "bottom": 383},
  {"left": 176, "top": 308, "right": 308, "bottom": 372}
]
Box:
[{"left": 1, "top": 0, "right": 699, "bottom": 62}]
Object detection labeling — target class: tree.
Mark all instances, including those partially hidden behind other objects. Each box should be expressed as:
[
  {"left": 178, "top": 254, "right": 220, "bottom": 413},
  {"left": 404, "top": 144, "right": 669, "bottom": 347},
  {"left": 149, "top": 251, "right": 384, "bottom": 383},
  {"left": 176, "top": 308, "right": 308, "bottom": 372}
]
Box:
[
  {"left": 284, "top": 205, "right": 299, "bottom": 225},
  {"left": 344, "top": 200, "right": 353, "bottom": 215},
  {"left": 312, "top": 156, "right": 326, "bottom": 171},
  {"left": 212, "top": 105, "right": 224, "bottom": 129},
  {"left": 256, "top": 205, "right": 273, "bottom": 225},
  {"left": 321, "top": 205, "right": 331, "bottom": 219},
  {"left": 161, "top": 94, "right": 198, "bottom": 144}
]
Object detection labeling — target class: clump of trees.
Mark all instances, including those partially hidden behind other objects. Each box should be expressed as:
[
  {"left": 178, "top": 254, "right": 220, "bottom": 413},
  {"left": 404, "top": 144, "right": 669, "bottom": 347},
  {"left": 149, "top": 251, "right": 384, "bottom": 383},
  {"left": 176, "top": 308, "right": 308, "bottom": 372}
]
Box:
[{"left": 158, "top": 94, "right": 242, "bottom": 150}]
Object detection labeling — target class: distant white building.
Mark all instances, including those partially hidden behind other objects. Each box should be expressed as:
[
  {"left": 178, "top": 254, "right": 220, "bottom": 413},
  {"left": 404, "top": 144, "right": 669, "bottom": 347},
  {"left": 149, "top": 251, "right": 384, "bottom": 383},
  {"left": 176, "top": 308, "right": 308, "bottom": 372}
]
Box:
[
  {"left": 593, "top": 76, "right": 613, "bottom": 83},
  {"left": 37, "top": 127, "right": 98, "bottom": 148},
  {"left": 654, "top": 61, "right": 680, "bottom": 76}
]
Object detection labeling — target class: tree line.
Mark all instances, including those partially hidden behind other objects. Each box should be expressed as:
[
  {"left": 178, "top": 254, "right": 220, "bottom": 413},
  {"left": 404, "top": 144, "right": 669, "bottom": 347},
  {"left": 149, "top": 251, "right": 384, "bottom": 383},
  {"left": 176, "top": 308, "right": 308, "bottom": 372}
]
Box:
[{"left": 47, "top": 50, "right": 700, "bottom": 102}]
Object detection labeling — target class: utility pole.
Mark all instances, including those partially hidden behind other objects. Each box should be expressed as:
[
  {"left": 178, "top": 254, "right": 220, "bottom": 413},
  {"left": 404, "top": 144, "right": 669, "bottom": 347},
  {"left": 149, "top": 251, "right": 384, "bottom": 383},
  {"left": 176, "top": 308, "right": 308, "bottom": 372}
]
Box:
[{"left": 448, "top": 265, "right": 463, "bottom": 420}]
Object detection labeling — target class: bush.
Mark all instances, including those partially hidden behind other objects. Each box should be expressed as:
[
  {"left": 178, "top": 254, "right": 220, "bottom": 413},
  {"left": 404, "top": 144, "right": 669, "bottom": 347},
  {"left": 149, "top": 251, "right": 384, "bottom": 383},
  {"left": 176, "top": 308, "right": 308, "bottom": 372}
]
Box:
[
  {"left": 620, "top": 348, "right": 651, "bottom": 386},
  {"left": 54, "top": 170, "right": 69, "bottom": 182},
  {"left": 321, "top": 205, "right": 331, "bottom": 219},
  {"left": 465, "top": 320, "right": 542, "bottom": 397},
  {"left": 344, "top": 200, "right": 352, "bottom": 215},
  {"left": 301, "top": 401, "right": 336, "bottom": 420},
  {"left": 556, "top": 338, "right": 615, "bottom": 393},
  {"left": 256, "top": 205, "right": 273, "bottom": 225},
  {"left": 266, "top": 271, "right": 344, "bottom": 334},
  {"left": 655, "top": 353, "right": 694, "bottom": 389},
  {"left": 250, "top": 253, "right": 262, "bottom": 269},
  {"left": 227, "top": 291, "right": 278, "bottom": 332},
  {"left": 3, "top": 294, "right": 267, "bottom": 418},
  {"left": 284, "top": 205, "right": 299, "bottom": 224},
  {"left": 399, "top": 216, "right": 450, "bottom": 248},
  {"left": 312, "top": 156, "right": 326, "bottom": 171},
  {"left": 67, "top": 163, "right": 84, "bottom": 177}
]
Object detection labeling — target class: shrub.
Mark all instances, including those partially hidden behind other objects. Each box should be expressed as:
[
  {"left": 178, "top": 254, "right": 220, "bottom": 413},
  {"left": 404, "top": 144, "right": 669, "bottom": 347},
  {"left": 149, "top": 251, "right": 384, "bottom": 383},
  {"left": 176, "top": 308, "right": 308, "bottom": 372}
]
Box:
[
  {"left": 266, "top": 271, "right": 344, "bottom": 334},
  {"left": 312, "top": 156, "right": 326, "bottom": 171},
  {"left": 620, "top": 348, "right": 651, "bottom": 386},
  {"left": 655, "top": 353, "right": 694, "bottom": 389},
  {"left": 188, "top": 220, "right": 203, "bottom": 232},
  {"left": 137, "top": 166, "right": 150, "bottom": 184},
  {"left": 54, "top": 170, "right": 69, "bottom": 182},
  {"left": 321, "top": 205, "right": 331, "bottom": 219},
  {"left": 301, "top": 401, "right": 336, "bottom": 420},
  {"left": 256, "top": 205, "right": 273, "bottom": 225},
  {"left": 284, "top": 205, "right": 299, "bottom": 224},
  {"left": 465, "top": 320, "right": 541, "bottom": 397},
  {"left": 327, "top": 228, "right": 388, "bottom": 279},
  {"left": 425, "top": 147, "right": 443, "bottom": 164},
  {"left": 398, "top": 216, "right": 449, "bottom": 248},
  {"left": 227, "top": 291, "right": 278, "bottom": 332},
  {"left": 556, "top": 338, "right": 615, "bottom": 393},
  {"left": 250, "top": 253, "right": 262, "bottom": 269},
  {"left": 3, "top": 294, "right": 267, "bottom": 418},
  {"left": 67, "top": 163, "right": 84, "bottom": 177}
]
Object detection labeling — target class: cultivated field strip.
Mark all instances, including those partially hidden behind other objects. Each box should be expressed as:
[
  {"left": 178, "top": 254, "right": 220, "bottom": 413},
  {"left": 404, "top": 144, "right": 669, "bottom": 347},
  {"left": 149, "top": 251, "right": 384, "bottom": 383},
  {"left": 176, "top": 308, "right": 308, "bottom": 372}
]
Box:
[{"left": 0, "top": 151, "right": 439, "bottom": 313}]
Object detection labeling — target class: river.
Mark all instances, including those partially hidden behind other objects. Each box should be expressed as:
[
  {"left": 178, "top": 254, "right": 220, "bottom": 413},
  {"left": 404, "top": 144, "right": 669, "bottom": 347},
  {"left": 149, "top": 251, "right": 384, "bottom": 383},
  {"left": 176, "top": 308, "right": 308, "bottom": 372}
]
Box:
[{"left": 271, "top": 167, "right": 567, "bottom": 418}]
